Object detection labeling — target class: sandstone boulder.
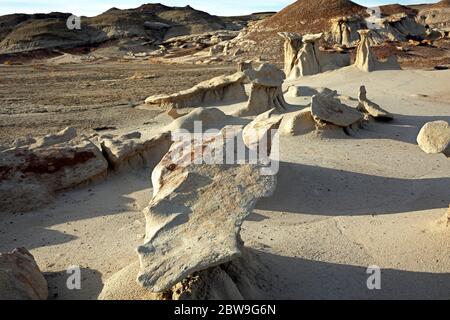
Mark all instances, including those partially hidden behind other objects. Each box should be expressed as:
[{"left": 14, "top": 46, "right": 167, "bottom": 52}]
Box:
[
  {"left": 242, "top": 109, "right": 283, "bottom": 152},
  {"left": 357, "top": 85, "right": 394, "bottom": 121},
  {"left": 0, "top": 128, "right": 108, "bottom": 213},
  {"left": 417, "top": 121, "right": 450, "bottom": 155},
  {"left": 0, "top": 248, "right": 48, "bottom": 300},
  {"left": 101, "top": 132, "right": 173, "bottom": 172},
  {"left": 311, "top": 93, "right": 364, "bottom": 127},
  {"left": 137, "top": 128, "right": 277, "bottom": 292},
  {"left": 145, "top": 72, "right": 248, "bottom": 109},
  {"left": 279, "top": 108, "right": 316, "bottom": 136}
]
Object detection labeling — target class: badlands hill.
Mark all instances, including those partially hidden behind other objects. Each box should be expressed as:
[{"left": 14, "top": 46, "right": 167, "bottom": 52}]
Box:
[
  {"left": 379, "top": 4, "right": 418, "bottom": 17},
  {"left": 418, "top": 0, "right": 450, "bottom": 30},
  {"left": 232, "top": 0, "right": 368, "bottom": 63},
  {"left": 0, "top": 4, "right": 272, "bottom": 55},
  {"left": 259, "top": 0, "right": 366, "bottom": 34}
]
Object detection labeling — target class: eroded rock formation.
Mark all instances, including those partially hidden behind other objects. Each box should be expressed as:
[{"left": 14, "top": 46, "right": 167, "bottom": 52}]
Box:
[
  {"left": 278, "top": 32, "right": 303, "bottom": 76},
  {"left": 417, "top": 120, "right": 450, "bottom": 155},
  {"left": 279, "top": 107, "right": 316, "bottom": 136},
  {"left": 242, "top": 109, "right": 283, "bottom": 152},
  {"left": 137, "top": 127, "right": 277, "bottom": 293},
  {"left": 0, "top": 248, "right": 48, "bottom": 300},
  {"left": 280, "top": 33, "right": 350, "bottom": 79},
  {"left": 145, "top": 72, "right": 248, "bottom": 109},
  {"left": 165, "top": 107, "right": 231, "bottom": 133},
  {"left": 101, "top": 132, "right": 173, "bottom": 172},
  {"left": 330, "top": 16, "right": 365, "bottom": 47},
  {"left": 357, "top": 85, "right": 394, "bottom": 121},
  {"left": 0, "top": 127, "right": 108, "bottom": 213},
  {"left": 354, "top": 30, "right": 401, "bottom": 72},
  {"left": 100, "top": 248, "right": 271, "bottom": 300},
  {"left": 331, "top": 13, "right": 426, "bottom": 47},
  {"left": 235, "top": 63, "right": 288, "bottom": 116},
  {"left": 311, "top": 93, "right": 364, "bottom": 128}
]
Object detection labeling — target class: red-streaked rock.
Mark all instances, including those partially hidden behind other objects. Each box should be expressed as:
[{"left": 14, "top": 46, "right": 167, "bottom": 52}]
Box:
[{"left": 137, "top": 127, "right": 277, "bottom": 293}]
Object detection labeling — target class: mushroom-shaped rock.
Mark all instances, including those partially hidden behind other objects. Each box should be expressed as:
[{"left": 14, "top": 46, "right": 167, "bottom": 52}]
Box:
[
  {"left": 357, "top": 85, "right": 394, "bottom": 121},
  {"left": 235, "top": 63, "right": 288, "bottom": 117},
  {"left": 145, "top": 72, "right": 248, "bottom": 109},
  {"left": 100, "top": 132, "right": 173, "bottom": 172},
  {"left": 279, "top": 108, "right": 316, "bottom": 136},
  {"left": 287, "top": 33, "right": 350, "bottom": 79},
  {"left": 0, "top": 248, "right": 48, "bottom": 300},
  {"left": 137, "top": 128, "right": 277, "bottom": 293},
  {"left": 311, "top": 93, "right": 364, "bottom": 127},
  {"left": 417, "top": 121, "right": 450, "bottom": 155},
  {"left": 354, "top": 30, "right": 401, "bottom": 72},
  {"left": 242, "top": 109, "right": 283, "bottom": 152}
]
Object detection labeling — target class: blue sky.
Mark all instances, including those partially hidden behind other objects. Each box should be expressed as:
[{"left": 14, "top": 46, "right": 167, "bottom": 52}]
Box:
[{"left": 0, "top": 0, "right": 438, "bottom": 17}]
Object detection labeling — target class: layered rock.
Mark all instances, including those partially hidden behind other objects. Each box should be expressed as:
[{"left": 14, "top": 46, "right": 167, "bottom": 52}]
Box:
[
  {"left": 380, "top": 13, "right": 426, "bottom": 42},
  {"left": 282, "top": 33, "right": 350, "bottom": 79},
  {"left": 137, "top": 127, "right": 277, "bottom": 293},
  {"left": 357, "top": 85, "right": 394, "bottom": 121},
  {"left": 331, "top": 13, "right": 426, "bottom": 47},
  {"left": 418, "top": 1, "right": 450, "bottom": 31},
  {"left": 101, "top": 131, "right": 173, "bottom": 172},
  {"left": 0, "top": 127, "right": 108, "bottom": 213},
  {"left": 0, "top": 248, "right": 48, "bottom": 300},
  {"left": 417, "top": 121, "right": 450, "bottom": 155},
  {"left": 145, "top": 72, "right": 247, "bottom": 109},
  {"left": 311, "top": 93, "right": 364, "bottom": 127},
  {"left": 235, "top": 63, "right": 288, "bottom": 117},
  {"left": 354, "top": 29, "right": 400, "bottom": 72}
]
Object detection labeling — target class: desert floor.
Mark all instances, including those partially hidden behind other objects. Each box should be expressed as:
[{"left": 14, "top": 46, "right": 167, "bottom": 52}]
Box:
[
  {"left": 0, "top": 64, "right": 449, "bottom": 300},
  {"left": 0, "top": 61, "right": 234, "bottom": 144}
]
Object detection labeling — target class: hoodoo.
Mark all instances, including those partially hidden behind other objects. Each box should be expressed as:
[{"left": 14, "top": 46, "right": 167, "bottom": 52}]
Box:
[{"left": 354, "top": 29, "right": 400, "bottom": 72}]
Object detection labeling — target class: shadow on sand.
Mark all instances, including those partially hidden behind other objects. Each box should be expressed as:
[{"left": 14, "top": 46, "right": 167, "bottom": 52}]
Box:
[
  {"left": 45, "top": 267, "right": 104, "bottom": 300},
  {"left": 257, "top": 161, "right": 450, "bottom": 216},
  {"left": 253, "top": 249, "right": 450, "bottom": 300}
]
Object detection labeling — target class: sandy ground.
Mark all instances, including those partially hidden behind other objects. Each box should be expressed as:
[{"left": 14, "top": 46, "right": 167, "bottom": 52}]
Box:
[
  {"left": 0, "top": 66, "right": 449, "bottom": 300},
  {"left": 0, "top": 61, "right": 234, "bottom": 145}
]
